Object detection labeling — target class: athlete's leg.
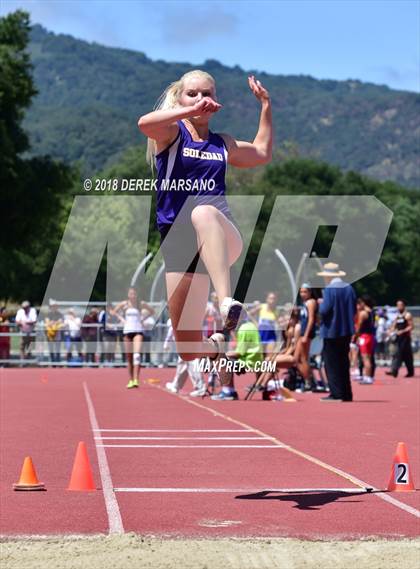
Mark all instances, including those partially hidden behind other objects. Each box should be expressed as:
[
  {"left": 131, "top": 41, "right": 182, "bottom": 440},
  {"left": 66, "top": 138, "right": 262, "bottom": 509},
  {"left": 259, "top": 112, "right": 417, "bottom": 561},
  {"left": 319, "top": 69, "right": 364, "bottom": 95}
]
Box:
[
  {"left": 401, "top": 337, "right": 414, "bottom": 376},
  {"left": 258, "top": 352, "right": 295, "bottom": 388},
  {"left": 166, "top": 271, "right": 213, "bottom": 361},
  {"left": 361, "top": 353, "right": 372, "bottom": 378},
  {"left": 390, "top": 338, "right": 404, "bottom": 377},
  {"left": 187, "top": 359, "right": 205, "bottom": 390},
  {"left": 264, "top": 340, "right": 277, "bottom": 357},
  {"left": 124, "top": 336, "right": 134, "bottom": 379},
  {"left": 296, "top": 339, "right": 311, "bottom": 385},
  {"left": 166, "top": 268, "right": 236, "bottom": 388},
  {"left": 190, "top": 205, "right": 242, "bottom": 302},
  {"left": 255, "top": 368, "right": 275, "bottom": 389},
  {"left": 132, "top": 334, "right": 143, "bottom": 380},
  {"left": 172, "top": 357, "right": 189, "bottom": 390},
  {"left": 350, "top": 342, "right": 359, "bottom": 373}
]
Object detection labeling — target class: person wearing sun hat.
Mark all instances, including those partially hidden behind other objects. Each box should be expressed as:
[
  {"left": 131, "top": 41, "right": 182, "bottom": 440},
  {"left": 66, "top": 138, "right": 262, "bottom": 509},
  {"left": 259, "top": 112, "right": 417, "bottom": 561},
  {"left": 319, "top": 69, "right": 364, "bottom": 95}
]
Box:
[
  {"left": 317, "top": 262, "right": 357, "bottom": 402},
  {"left": 15, "top": 300, "right": 38, "bottom": 361}
]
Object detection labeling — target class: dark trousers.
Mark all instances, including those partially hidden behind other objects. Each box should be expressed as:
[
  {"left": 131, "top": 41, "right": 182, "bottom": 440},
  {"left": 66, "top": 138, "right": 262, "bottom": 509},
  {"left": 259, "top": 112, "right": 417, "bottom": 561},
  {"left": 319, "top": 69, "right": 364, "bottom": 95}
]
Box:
[
  {"left": 391, "top": 335, "right": 414, "bottom": 376},
  {"left": 48, "top": 340, "right": 61, "bottom": 364},
  {"left": 323, "top": 335, "right": 352, "bottom": 400}
]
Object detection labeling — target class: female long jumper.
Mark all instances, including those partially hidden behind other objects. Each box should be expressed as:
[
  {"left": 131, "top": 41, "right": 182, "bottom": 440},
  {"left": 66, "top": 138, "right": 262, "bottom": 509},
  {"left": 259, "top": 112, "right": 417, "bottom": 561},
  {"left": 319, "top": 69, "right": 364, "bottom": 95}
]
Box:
[{"left": 138, "top": 70, "right": 272, "bottom": 388}]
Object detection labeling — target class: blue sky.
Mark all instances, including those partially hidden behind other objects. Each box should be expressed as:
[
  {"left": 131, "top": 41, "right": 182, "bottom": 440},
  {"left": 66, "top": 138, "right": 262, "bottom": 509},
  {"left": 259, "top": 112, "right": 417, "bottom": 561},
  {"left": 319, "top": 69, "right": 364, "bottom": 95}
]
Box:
[{"left": 1, "top": 0, "right": 419, "bottom": 92}]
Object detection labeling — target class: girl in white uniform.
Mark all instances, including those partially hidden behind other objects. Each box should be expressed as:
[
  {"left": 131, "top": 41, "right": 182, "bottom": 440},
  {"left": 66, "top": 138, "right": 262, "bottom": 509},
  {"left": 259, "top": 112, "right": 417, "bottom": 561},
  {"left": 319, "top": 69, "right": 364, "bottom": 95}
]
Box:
[{"left": 113, "top": 287, "right": 155, "bottom": 389}]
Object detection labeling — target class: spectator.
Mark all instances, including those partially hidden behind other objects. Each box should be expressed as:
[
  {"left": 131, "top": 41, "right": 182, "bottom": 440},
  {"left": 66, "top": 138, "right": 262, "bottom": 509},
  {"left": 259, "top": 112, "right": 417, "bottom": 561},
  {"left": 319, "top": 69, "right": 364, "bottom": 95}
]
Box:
[
  {"left": 203, "top": 292, "right": 223, "bottom": 338},
  {"left": 227, "top": 314, "right": 263, "bottom": 372},
  {"left": 64, "top": 309, "right": 82, "bottom": 363},
  {"left": 225, "top": 313, "right": 266, "bottom": 398},
  {"left": 249, "top": 291, "right": 279, "bottom": 357},
  {"left": 82, "top": 307, "right": 99, "bottom": 364},
  {"left": 317, "top": 263, "right": 356, "bottom": 402},
  {"left": 207, "top": 311, "right": 262, "bottom": 402},
  {"left": 163, "top": 318, "right": 178, "bottom": 365},
  {"left": 255, "top": 308, "right": 301, "bottom": 392},
  {"left": 15, "top": 300, "right": 37, "bottom": 361},
  {"left": 278, "top": 304, "right": 293, "bottom": 331},
  {"left": 0, "top": 306, "right": 11, "bottom": 365},
  {"left": 98, "top": 305, "right": 107, "bottom": 363},
  {"left": 295, "top": 285, "right": 318, "bottom": 391},
  {"left": 165, "top": 357, "right": 206, "bottom": 397},
  {"left": 100, "top": 304, "right": 120, "bottom": 365},
  {"left": 386, "top": 299, "right": 414, "bottom": 378},
  {"left": 375, "top": 308, "right": 389, "bottom": 361},
  {"left": 44, "top": 300, "right": 64, "bottom": 366},
  {"left": 354, "top": 296, "right": 376, "bottom": 385}
]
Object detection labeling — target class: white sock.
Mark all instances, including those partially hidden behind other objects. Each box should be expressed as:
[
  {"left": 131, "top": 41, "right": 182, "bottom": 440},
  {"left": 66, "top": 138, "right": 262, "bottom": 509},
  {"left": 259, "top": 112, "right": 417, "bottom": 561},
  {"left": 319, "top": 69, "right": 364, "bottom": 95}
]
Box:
[{"left": 222, "top": 386, "right": 234, "bottom": 394}]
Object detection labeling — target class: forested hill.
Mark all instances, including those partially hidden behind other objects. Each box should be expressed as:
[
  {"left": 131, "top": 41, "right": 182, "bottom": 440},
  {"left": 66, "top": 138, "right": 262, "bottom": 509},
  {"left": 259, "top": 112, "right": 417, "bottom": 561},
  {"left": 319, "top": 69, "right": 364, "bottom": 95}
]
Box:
[{"left": 24, "top": 23, "right": 419, "bottom": 188}]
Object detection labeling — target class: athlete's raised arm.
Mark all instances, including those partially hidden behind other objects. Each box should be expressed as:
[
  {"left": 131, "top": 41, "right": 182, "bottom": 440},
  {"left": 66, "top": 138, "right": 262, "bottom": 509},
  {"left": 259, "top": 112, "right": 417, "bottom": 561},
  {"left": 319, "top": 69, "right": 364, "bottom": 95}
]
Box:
[
  {"left": 220, "top": 75, "right": 272, "bottom": 168},
  {"left": 138, "top": 97, "right": 222, "bottom": 144}
]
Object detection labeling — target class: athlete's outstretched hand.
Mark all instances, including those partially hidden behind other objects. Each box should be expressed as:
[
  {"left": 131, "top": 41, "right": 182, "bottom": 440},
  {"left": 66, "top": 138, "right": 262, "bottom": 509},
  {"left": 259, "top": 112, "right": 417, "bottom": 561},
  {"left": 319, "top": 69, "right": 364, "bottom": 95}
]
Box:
[
  {"left": 248, "top": 75, "right": 270, "bottom": 102},
  {"left": 187, "top": 96, "right": 222, "bottom": 117}
]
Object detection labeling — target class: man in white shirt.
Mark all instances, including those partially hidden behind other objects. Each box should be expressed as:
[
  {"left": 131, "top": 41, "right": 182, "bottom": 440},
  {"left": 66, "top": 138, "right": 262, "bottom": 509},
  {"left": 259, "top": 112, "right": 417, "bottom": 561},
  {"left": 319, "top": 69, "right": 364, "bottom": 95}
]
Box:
[{"left": 15, "top": 300, "right": 38, "bottom": 360}]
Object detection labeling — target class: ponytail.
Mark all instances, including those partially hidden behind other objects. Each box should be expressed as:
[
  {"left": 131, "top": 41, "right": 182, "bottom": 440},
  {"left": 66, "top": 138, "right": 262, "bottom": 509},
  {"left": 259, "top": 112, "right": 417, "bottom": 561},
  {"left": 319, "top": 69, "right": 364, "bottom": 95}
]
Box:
[{"left": 146, "top": 80, "right": 182, "bottom": 171}]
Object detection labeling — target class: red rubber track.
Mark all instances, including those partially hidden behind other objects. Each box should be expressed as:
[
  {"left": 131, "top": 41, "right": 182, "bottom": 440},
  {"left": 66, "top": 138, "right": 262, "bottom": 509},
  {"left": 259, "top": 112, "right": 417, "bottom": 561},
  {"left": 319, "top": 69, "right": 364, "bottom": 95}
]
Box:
[{"left": 1, "top": 367, "right": 419, "bottom": 538}]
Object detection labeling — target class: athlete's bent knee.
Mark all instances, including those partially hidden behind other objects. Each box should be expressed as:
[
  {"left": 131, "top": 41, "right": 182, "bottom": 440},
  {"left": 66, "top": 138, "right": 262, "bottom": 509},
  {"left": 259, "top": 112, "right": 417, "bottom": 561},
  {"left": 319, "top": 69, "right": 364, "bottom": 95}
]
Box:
[
  {"left": 133, "top": 352, "right": 141, "bottom": 365},
  {"left": 191, "top": 205, "right": 218, "bottom": 228}
]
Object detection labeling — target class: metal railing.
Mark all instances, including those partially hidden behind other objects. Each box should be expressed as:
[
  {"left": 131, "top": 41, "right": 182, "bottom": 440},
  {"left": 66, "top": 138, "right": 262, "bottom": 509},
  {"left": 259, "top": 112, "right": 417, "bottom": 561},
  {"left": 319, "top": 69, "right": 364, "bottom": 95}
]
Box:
[
  {"left": 0, "top": 321, "right": 178, "bottom": 367},
  {"left": 1, "top": 304, "right": 418, "bottom": 367}
]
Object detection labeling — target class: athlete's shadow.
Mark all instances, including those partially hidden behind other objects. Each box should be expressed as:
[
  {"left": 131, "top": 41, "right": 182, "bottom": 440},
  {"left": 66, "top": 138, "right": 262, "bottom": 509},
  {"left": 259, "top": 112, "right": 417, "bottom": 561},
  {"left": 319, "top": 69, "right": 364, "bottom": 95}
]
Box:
[{"left": 235, "top": 490, "right": 364, "bottom": 510}]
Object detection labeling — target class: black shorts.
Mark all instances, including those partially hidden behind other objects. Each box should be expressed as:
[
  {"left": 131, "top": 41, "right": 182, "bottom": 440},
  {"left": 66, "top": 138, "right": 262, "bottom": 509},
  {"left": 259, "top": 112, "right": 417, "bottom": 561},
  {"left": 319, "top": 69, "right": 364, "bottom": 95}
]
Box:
[
  {"left": 159, "top": 208, "right": 240, "bottom": 275},
  {"left": 124, "top": 332, "right": 144, "bottom": 340},
  {"left": 159, "top": 221, "right": 207, "bottom": 274},
  {"left": 303, "top": 328, "right": 316, "bottom": 341}
]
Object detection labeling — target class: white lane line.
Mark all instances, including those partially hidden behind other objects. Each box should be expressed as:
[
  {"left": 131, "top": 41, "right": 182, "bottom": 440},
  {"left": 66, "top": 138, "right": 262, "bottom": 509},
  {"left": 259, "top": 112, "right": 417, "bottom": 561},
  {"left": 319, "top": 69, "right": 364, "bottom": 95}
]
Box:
[
  {"left": 372, "top": 492, "right": 420, "bottom": 518},
  {"left": 96, "top": 436, "right": 264, "bottom": 440},
  {"left": 94, "top": 429, "right": 251, "bottom": 433},
  {"left": 114, "top": 487, "right": 367, "bottom": 494},
  {"left": 83, "top": 382, "right": 124, "bottom": 535},
  {"left": 158, "top": 386, "right": 420, "bottom": 519},
  {"left": 99, "top": 444, "right": 286, "bottom": 449}
]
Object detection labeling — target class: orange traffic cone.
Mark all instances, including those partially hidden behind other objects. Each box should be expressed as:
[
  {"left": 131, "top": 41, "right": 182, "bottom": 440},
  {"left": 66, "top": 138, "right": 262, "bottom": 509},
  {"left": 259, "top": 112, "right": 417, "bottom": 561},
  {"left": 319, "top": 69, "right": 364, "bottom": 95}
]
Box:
[
  {"left": 67, "top": 442, "right": 96, "bottom": 491},
  {"left": 13, "top": 457, "right": 45, "bottom": 491},
  {"left": 387, "top": 442, "right": 415, "bottom": 492}
]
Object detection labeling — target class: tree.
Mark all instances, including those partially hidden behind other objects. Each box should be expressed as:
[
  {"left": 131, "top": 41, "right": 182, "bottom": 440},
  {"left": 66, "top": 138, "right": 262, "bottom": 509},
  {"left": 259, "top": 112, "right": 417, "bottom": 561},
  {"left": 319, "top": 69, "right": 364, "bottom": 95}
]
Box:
[
  {"left": 0, "top": 10, "right": 36, "bottom": 160},
  {"left": 0, "top": 11, "right": 77, "bottom": 302},
  {"left": 250, "top": 161, "right": 420, "bottom": 303}
]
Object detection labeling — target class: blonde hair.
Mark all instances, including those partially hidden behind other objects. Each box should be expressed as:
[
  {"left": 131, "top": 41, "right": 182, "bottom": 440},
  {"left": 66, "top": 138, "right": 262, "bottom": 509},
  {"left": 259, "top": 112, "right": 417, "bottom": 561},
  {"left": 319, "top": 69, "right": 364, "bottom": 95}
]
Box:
[{"left": 145, "top": 69, "right": 216, "bottom": 170}]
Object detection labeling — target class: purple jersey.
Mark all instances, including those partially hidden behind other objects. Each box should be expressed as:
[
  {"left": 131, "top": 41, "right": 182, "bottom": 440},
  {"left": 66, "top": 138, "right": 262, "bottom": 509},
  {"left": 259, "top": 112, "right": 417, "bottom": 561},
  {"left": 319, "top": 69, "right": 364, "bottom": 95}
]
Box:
[{"left": 155, "top": 119, "right": 233, "bottom": 232}]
